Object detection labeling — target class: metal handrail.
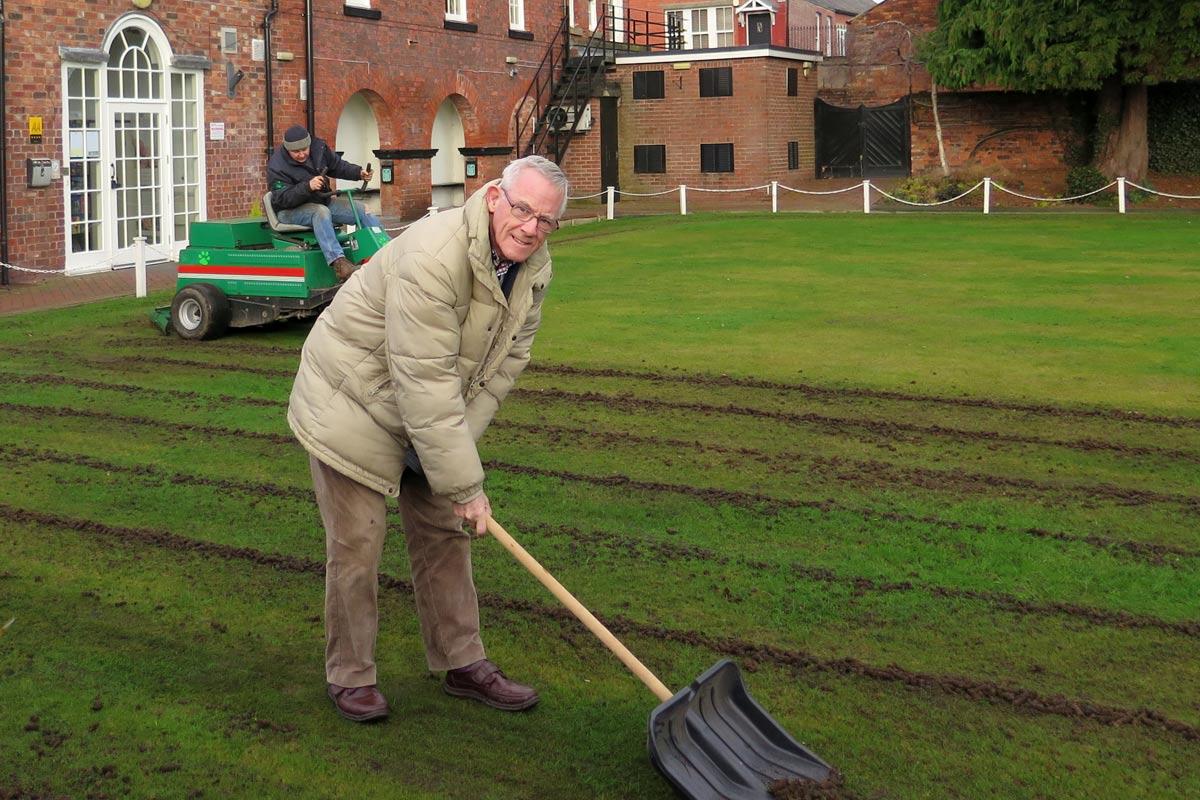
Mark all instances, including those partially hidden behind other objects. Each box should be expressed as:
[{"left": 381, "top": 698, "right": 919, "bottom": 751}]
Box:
[{"left": 516, "top": 4, "right": 682, "bottom": 163}]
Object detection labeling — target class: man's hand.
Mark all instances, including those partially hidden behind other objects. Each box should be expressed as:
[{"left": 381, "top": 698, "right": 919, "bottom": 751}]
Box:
[
  {"left": 308, "top": 175, "right": 327, "bottom": 192},
  {"left": 360, "top": 167, "right": 373, "bottom": 182},
  {"left": 453, "top": 493, "right": 492, "bottom": 537}
]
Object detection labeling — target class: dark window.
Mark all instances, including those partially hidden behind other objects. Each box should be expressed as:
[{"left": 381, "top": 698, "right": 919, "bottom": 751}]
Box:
[
  {"left": 788, "top": 141, "right": 799, "bottom": 170},
  {"left": 699, "top": 66, "right": 733, "bottom": 97},
  {"left": 700, "top": 143, "right": 734, "bottom": 173},
  {"left": 633, "top": 70, "right": 665, "bottom": 99},
  {"left": 787, "top": 67, "right": 798, "bottom": 97},
  {"left": 634, "top": 144, "right": 666, "bottom": 173}
]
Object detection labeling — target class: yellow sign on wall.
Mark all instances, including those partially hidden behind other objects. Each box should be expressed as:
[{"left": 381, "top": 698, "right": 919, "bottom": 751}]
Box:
[{"left": 29, "top": 117, "right": 42, "bottom": 136}]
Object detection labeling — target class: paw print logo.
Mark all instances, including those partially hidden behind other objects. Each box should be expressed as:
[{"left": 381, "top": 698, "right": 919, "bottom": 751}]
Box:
[{"left": 197, "top": 250, "right": 211, "bottom": 265}]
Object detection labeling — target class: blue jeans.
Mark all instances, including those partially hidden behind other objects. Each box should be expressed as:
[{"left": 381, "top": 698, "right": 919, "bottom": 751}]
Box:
[{"left": 277, "top": 197, "right": 382, "bottom": 265}]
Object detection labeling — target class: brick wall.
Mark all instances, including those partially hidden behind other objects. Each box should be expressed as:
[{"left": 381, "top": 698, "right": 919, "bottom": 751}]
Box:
[
  {"left": 616, "top": 54, "right": 817, "bottom": 193},
  {"left": 817, "top": 0, "right": 1082, "bottom": 177},
  {"left": 1, "top": 0, "right": 570, "bottom": 271},
  {"left": 3, "top": 0, "right": 270, "bottom": 271}
]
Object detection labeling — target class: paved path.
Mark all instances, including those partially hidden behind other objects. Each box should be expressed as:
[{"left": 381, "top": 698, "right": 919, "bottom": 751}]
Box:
[{"left": 0, "top": 261, "right": 179, "bottom": 316}]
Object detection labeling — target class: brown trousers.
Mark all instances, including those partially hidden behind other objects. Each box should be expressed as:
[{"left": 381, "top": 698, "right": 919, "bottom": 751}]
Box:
[{"left": 309, "top": 455, "right": 486, "bottom": 687}]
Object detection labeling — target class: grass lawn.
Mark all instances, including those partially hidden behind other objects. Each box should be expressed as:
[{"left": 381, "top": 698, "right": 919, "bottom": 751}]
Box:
[{"left": 0, "top": 212, "right": 1197, "bottom": 799}]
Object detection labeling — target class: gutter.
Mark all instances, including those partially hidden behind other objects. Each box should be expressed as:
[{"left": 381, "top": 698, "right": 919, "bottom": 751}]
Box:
[
  {"left": 0, "top": 0, "right": 8, "bottom": 286},
  {"left": 305, "top": 0, "right": 315, "bottom": 134}
]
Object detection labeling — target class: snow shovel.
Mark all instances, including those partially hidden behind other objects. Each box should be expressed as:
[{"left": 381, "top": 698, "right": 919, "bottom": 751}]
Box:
[{"left": 487, "top": 517, "right": 833, "bottom": 799}]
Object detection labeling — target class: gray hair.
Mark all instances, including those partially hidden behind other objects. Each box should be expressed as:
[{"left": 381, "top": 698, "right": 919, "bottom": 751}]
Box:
[{"left": 499, "top": 155, "right": 569, "bottom": 218}]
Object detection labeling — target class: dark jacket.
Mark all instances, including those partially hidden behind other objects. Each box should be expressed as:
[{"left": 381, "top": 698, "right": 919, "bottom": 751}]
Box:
[{"left": 267, "top": 137, "right": 363, "bottom": 210}]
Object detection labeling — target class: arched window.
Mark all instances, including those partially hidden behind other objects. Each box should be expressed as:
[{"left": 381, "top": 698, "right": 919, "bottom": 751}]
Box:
[{"left": 106, "top": 26, "right": 163, "bottom": 100}]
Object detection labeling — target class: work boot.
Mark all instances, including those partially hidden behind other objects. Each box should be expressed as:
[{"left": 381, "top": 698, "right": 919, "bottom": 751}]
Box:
[
  {"left": 443, "top": 659, "right": 539, "bottom": 711},
  {"left": 330, "top": 256, "right": 357, "bottom": 282},
  {"left": 327, "top": 683, "right": 389, "bottom": 722}
]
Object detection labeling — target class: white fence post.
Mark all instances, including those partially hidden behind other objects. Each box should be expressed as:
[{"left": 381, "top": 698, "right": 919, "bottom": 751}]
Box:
[
  {"left": 862, "top": 180, "right": 871, "bottom": 214},
  {"left": 1117, "top": 177, "right": 1126, "bottom": 214},
  {"left": 606, "top": 186, "right": 615, "bottom": 220},
  {"left": 771, "top": 181, "right": 778, "bottom": 213},
  {"left": 679, "top": 185, "right": 687, "bottom": 216},
  {"left": 983, "top": 177, "right": 991, "bottom": 215},
  {"left": 134, "top": 236, "right": 147, "bottom": 298}
]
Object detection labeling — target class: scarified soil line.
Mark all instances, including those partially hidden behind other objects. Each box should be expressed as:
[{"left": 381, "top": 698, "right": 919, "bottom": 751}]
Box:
[
  {"left": 3, "top": 405, "right": 1195, "bottom": 564},
  {"left": 4, "top": 370, "right": 1194, "bottom": 507},
  {"left": 512, "top": 387, "right": 1200, "bottom": 464},
  {"left": 96, "top": 339, "right": 1200, "bottom": 430},
  {"left": 486, "top": 460, "right": 1200, "bottom": 563},
  {"left": 0, "top": 401, "right": 294, "bottom": 444},
  {"left": 525, "top": 364, "right": 1200, "bottom": 430},
  {"left": 0, "top": 371, "right": 280, "bottom": 407},
  {"left": 7, "top": 353, "right": 1196, "bottom": 464},
  {"left": 491, "top": 419, "right": 1200, "bottom": 512},
  {"left": 4, "top": 502, "right": 1198, "bottom": 744},
  {"left": 3, "top": 444, "right": 1197, "bottom": 640}
]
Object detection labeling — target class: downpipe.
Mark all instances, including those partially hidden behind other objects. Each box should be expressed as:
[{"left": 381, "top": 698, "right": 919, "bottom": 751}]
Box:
[{"left": 263, "top": 0, "right": 279, "bottom": 156}]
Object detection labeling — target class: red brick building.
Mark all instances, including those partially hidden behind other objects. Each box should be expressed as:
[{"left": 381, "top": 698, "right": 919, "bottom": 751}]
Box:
[
  {"left": 0, "top": 0, "right": 581, "bottom": 276},
  {"left": 818, "top": 0, "right": 1082, "bottom": 176}
]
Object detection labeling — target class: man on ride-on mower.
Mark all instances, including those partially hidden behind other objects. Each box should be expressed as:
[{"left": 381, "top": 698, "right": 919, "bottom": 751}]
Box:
[{"left": 267, "top": 125, "right": 380, "bottom": 281}]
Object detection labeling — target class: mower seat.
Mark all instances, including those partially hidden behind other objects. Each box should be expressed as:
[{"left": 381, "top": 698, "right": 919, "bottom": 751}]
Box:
[{"left": 263, "top": 192, "right": 313, "bottom": 234}]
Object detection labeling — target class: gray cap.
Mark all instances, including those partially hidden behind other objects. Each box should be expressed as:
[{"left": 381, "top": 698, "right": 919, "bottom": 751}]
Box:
[{"left": 283, "top": 125, "right": 311, "bottom": 152}]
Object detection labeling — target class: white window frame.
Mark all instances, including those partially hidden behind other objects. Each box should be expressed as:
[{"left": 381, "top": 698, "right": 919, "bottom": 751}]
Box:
[
  {"left": 509, "top": 0, "right": 525, "bottom": 30},
  {"left": 60, "top": 14, "right": 206, "bottom": 274},
  {"left": 445, "top": 0, "right": 467, "bottom": 22},
  {"left": 669, "top": 6, "right": 735, "bottom": 50}
]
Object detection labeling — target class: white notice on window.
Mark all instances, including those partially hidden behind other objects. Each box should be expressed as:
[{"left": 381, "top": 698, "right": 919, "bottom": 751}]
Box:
[{"left": 210, "top": 122, "right": 225, "bottom": 141}]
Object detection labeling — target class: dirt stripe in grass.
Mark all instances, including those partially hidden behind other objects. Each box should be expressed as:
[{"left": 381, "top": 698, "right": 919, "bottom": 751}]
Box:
[
  {"left": 4, "top": 370, "right": 1194, "bottom": 511},
  {"left": 90, "top": 340, "right": 1200, "bottom": 430},
  {"left": 5, "top": 355, "right": 1194, "bottom": 463},
  {"left": 1, "top": 405, "right": 1193, "bottom": 566},
  {"left": 2, "top": 443, "right": 1196, "bottom": 640},
  {"left": 511, "top": 387, "right": 1199, "bottom": 464},
  {"left": 487, "top": 419, "right": 1200, "bottom": 510},
  {"left": 485, "top": 460, "right": 1200, "bottom": 564},
  {"left": 525, "top": 364, "right": 1200, "bottom": 430},
  {"left": 3, "top": 502, "right": 1198, "bottom": 744}
]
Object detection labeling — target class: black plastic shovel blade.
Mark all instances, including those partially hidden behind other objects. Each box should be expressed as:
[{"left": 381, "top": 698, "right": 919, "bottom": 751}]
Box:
[{"left": 647, "top": 659, "right": 832, "bottom": 800}]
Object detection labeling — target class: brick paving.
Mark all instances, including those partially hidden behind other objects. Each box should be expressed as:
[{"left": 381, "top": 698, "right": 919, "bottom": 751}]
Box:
[{"left": 0, "top": 261, "right": 180, "bottom": 317}]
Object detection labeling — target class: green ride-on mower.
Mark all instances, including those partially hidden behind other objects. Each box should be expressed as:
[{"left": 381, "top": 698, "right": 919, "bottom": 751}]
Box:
[{"left": 150, "top": 185, "right": 387, "bottom": 340}]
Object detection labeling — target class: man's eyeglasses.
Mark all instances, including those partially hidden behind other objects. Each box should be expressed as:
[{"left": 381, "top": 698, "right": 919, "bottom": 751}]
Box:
[{"left": 500, "top": 187, "right": 560, "bottom": 234}]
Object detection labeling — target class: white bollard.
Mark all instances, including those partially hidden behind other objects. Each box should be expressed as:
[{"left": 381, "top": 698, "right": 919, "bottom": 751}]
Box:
[
  {"left": 862, "top": 180, "right": 871, "bottom": 214},
  {"left": 771, "top": 181, "right": 778, "bottom": 213},
  {"left": 679, "top": 185, "right": 687, "bottom": 216},
  {"left": 606, "top": 186, "right": 615, "bottom": 220},
  {"left": 1117, "top": 177, "right": 1126, "bottom": 214},
  {"left": 134, "top": 236, "right": 147, "bottom": 298},
  {"left": 427, "top": 205, "right": 439, "bottom": 217},
  {"left": 983, "top": 177, "right": 991, "bottom": 215}
]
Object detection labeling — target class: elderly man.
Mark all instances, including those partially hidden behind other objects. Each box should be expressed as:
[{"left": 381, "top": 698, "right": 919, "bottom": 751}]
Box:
[
  {"left": 288, "top": 155, "right": 568, "bottom": 722},
  {"left": 267, "top": 124, "right": 379, "bottom": 281}
]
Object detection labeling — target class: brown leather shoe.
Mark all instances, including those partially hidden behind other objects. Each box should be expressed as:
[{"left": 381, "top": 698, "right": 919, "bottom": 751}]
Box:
[
  {"left": 327, "top": 683, "right": 389, "bottom": 722},
  {"left": 330, "top": 256, "right": 357, "bottom": 281},
  {"left": 443, "top": 659, "right": 539, "bottom": 711}
]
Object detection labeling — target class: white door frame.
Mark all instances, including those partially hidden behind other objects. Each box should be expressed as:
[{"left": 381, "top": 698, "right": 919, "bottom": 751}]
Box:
[{"left": 106, "top": 101, "right": 170, "bottom": 268}]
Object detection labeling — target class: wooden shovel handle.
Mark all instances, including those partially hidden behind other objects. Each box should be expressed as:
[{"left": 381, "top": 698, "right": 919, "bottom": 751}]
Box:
[{"left": 487, "top": 517, "right": 674, "bottom": 703}]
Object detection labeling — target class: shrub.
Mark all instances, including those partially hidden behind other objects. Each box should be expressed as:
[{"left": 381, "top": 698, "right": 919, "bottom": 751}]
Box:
[{"left": 1065, "top": 165, "right": 1112, "bottom": 204}]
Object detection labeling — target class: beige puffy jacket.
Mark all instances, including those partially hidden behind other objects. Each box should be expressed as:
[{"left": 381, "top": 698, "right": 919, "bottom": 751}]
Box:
[{"left": 287, "top": 181, "right": 551, "bottom": 502}]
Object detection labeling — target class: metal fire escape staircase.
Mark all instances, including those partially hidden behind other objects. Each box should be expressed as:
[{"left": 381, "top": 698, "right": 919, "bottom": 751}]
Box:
[{"left": 516, "top": 5, "right": 681, "bottom": 165}]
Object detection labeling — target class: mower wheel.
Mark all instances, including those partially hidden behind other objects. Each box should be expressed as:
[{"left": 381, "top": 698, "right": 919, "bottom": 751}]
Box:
[{"left": 171, "top": 284, "right": 231, "bottom": 340}]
